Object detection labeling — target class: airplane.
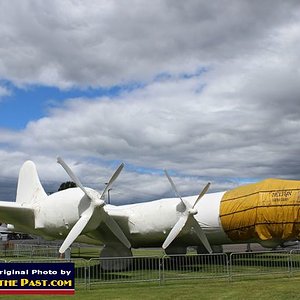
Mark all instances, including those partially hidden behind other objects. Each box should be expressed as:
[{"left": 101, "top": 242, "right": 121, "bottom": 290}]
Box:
[{"left": 0, "top": 158, "right": 299, "bottom": 262}]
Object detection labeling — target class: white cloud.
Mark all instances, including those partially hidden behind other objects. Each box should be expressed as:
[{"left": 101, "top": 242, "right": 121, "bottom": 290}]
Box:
[
  {"left": 0, "top": 86, "right": 10, "bottom": 99},
  {"left": 0, "top": 0, "right": 299, "bottom": 88},
  {"left": 1, "top": 1, "right": 300, "bottom": 202}
]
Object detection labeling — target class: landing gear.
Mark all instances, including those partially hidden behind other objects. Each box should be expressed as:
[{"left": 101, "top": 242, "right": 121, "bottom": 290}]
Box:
[
  {"left": 100, "top": 244, "right": 133, "bottom": 271},
  {"left": 197, "top": 244, "right": 223, "bottom": 254},
  {"left": 164, "top": 246, "right": 187, "bottom": 255}
]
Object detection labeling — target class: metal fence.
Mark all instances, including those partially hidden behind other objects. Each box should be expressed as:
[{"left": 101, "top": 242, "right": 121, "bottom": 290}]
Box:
[
  {"left": 0, "top": 243, "right": 59, "bottom": 258},
  {"left": 229, "top": 251, "right": 291, "bottom": 278},
  {"left": 89, "top": 256, "right": 161, "bottom": 288},
  {"left": 289, "top": 249, "right": 300, "bottom": 275},
  {"left": 162, "top": 253, "right": 228, "bottom": 281},
  {"left": 85, "top": 250, "right": 300, "bottom": 288},
  {"left": 1, "top": 250, "right": 300, "bottom": 289}
]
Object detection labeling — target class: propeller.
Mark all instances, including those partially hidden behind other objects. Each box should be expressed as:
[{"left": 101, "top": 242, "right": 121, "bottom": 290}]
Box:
[
  {"left": 162, "top": 170, "right": 212, "bottom": 253},
  {"left": 57, "top": 157, "right": 131, "bottom": 253}
]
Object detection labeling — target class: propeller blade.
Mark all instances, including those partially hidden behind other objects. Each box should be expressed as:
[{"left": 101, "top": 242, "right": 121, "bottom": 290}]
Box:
[
  {"left": 103, "top": 213, "right": 131, "bottom": 248},
  {"left": 57, "top": 158, "right": 129, "bottom": 252},
  {"left": 190, "top": 217, "right": 212, "bottom": 253},
  {"left": 57, "top": 157, "right": 89, "bottom": 197},
  {"left": 162, "top": 215, "right": 188, "bottom": 249},
  {"left": 193, "top": 182, "right": 211, "bottom": 208},
  {"left": 164, "top": 170, "right": 186, "bottom": 208},
  {"left": 59, "top": 207, "right": 93, "bottom": 254},
  {"left": 100, "top": 163, "right": 124, "bottom": 199}
]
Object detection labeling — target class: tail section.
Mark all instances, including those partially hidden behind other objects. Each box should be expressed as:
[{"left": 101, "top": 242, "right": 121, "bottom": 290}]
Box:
[{"left": 16, "top": 161, "right": 47, "bottom": 205}]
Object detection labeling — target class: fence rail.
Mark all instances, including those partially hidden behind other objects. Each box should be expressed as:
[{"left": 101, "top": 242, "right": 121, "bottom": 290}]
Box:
[
  {"left": 0, "top": 243, "right": 60, "bottom": 258},
  {"left": 229, "top": 251, "right": 291, "bottom": 278},
  {"left": 162, "top": 253, "right": 228, "bottom": 281},
  {"left": 89, "top": 256, "right": 161, "bottom": 287},
  {"left": 1, "top": 249, "right": 300, "bottom": 289}
]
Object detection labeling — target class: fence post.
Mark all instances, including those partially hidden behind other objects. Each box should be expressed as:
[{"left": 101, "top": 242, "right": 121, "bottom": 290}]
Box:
[
  {"left": 228, "top": 252, "right": 233, "bottom": 281},
  {"left": 84, "top": 259, "right": 88, "bottom": 290},
  {"left": 159, "top": 256, "right": 164, "bottom": 285},
  {"left": 289, "top": 249, "right": 293, "bottom": 277},
  {"left": 88, "top": 258, "right": 92, "bottom": 290}
]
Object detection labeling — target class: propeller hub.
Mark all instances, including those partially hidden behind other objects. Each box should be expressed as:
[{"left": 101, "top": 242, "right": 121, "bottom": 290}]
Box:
[
  {"left": 94, "top": 199, "right": 105, "bottom": 208},
  {"left": 86, "top": 189, "right": 105, "bottom": 206},
  {"left": 188, "top": 208, "right": 198, "bottom": 215}
]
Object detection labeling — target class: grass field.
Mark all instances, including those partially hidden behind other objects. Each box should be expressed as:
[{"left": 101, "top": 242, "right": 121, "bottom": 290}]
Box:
[
  {"left": 0, "top": 276, "right": 299, "bottom": 300},
  {"left": 1, "top": 246, "right": 300, "bottom": 299},
  {"left": 71, "top": 246, "right": 167, "bottom": 258}
]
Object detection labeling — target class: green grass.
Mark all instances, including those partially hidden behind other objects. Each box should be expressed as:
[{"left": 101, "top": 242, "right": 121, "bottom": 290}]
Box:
[
  {"left": 1, "top": 247, "right": 300, "bottom": 299},
  {"left": 72, "top": 246, "right": 197, "bottom": 258},
  {"left": 71, "top": 246, "right": 100, "bottom": 259},
  {"left": 0, "top": 276, "right": 299, "bottom": 300},
  {"left": 132, "top": 248, "right": 165, "bottom": 257},
  {"left": 71, "top": 247, "right": 167, "bottom": 258}
]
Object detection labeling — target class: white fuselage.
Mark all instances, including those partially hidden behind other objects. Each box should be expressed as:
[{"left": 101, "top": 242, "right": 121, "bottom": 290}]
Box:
[
  {"left": 110, "top": 191, "right": 231, "bottom": 247},
  {"left": 26, "top": 187, "right": 231, "bottom": 248}
]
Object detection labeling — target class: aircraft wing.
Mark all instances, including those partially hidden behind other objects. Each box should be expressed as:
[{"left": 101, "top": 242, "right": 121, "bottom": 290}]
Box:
[{"left": 0, "top": 201, "right": 35, "bottom": 229}]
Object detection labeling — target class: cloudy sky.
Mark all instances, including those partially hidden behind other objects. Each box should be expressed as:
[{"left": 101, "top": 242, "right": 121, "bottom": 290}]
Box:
[{"left": 0, "top": 0, "right": 300, "bottom": 203}]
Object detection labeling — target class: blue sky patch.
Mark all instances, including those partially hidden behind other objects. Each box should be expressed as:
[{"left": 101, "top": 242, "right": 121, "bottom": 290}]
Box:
[{"left": 0, "top": 81, "right": 145, "bottom": 130}]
